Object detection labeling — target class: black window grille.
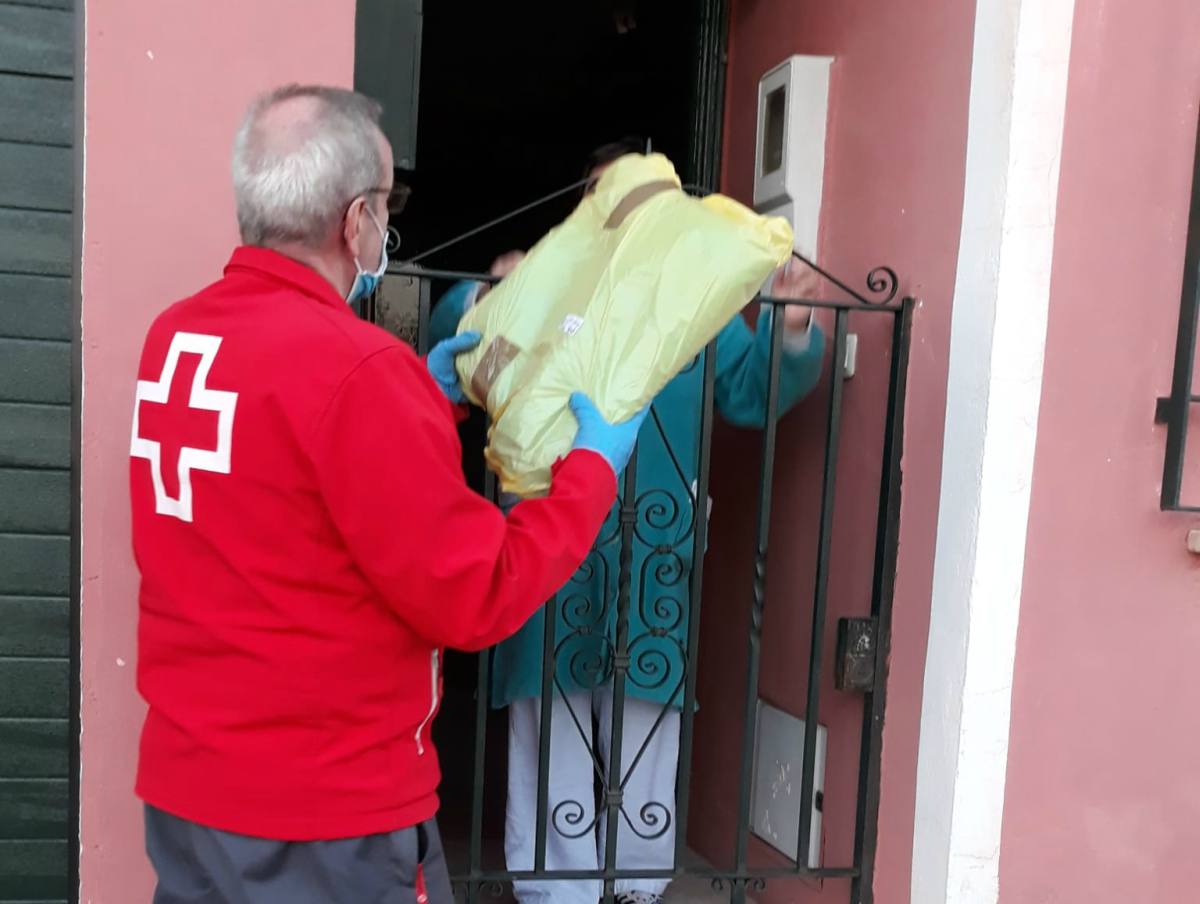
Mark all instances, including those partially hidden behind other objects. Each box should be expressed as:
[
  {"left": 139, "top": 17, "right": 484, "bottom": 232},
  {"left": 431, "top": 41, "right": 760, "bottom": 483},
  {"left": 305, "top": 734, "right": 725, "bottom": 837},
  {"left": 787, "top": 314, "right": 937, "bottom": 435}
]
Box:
[{"left": 1156, "top": 108, "right": 1200, "bottom": 512}]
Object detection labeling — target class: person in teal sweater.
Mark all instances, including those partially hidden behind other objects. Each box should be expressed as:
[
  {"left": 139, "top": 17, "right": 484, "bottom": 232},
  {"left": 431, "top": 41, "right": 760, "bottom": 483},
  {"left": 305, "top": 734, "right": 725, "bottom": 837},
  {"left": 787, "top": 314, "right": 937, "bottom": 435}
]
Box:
[{"left": 428, "top": 142, "right": 827, "bottom": 904}]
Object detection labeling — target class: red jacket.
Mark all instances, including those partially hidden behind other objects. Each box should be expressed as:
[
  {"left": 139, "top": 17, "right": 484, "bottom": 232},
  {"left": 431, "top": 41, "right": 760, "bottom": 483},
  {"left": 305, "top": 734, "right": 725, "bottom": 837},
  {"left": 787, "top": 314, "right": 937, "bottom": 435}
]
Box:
[{"left": 130, "top": 247, "right": 615, "bottom": 840}]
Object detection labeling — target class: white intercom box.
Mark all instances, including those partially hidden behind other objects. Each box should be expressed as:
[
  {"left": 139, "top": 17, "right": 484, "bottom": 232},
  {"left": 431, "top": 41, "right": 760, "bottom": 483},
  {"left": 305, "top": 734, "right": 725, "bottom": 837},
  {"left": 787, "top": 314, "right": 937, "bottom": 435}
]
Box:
[
  {"left": 750, "top": 699, "right": 827, "bottom": 868},
  {"left": 753, "top": 55, "right": 834, "bottom": 259}
]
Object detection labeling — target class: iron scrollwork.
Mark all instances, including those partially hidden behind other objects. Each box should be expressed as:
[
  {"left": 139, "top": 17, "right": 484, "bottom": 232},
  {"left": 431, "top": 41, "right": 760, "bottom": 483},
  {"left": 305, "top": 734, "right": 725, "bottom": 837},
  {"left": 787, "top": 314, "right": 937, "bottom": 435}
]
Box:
[{"left": 785, "top": 252, "right": 899, "bottom": 307}]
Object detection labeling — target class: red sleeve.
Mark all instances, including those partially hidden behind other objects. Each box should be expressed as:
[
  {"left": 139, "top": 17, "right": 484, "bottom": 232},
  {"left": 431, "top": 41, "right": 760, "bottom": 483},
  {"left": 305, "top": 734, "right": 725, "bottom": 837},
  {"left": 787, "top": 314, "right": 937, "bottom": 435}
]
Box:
[{"left": 309, "top": 347, "right": 616, "bottom": 651}]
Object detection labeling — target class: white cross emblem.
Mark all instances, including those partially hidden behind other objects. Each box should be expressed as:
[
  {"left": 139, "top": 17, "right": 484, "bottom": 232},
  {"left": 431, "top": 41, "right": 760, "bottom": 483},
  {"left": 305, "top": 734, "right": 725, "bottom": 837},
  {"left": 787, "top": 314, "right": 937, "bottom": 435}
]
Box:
[{"left": 130, "top": 331, "right": 238, "bottom": 523}]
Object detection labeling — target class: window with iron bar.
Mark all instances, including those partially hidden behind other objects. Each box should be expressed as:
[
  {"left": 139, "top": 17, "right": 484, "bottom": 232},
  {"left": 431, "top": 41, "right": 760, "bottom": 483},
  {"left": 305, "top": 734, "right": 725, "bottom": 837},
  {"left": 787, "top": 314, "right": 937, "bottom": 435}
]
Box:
[{"left": 1156, "top": 105, "right": 1200, "bottom": 512}]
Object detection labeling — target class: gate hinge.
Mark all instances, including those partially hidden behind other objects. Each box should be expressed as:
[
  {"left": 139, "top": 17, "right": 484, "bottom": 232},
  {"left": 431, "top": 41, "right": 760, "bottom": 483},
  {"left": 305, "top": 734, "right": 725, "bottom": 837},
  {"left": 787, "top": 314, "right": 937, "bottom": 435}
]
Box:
[{"left": 835, "top": 617, "right": 878, "bottom": 693}]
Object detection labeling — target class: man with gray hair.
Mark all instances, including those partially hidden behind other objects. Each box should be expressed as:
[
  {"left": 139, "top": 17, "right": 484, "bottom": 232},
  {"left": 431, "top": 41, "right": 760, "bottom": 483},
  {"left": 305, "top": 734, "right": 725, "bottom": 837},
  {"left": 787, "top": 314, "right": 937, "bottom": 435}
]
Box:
[{"left": 129, "top": 84, "right": 644, "bottom": 903}]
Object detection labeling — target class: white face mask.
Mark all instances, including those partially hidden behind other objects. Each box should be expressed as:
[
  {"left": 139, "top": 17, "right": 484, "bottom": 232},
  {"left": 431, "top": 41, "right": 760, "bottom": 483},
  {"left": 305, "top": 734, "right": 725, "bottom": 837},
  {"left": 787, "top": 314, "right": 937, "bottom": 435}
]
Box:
[{"left": 346, "top": 206, "right": 389, "bottom": 304}]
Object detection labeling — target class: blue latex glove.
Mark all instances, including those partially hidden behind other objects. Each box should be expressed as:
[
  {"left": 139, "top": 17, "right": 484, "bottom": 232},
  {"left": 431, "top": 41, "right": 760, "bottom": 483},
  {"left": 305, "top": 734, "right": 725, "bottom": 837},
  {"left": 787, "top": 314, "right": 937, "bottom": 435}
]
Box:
[
  {"left": 426, "top": 331, "right": 481, "bottom": 404},
  {"left": 568, "top": 392, "right": 649, "bottom": 477}
]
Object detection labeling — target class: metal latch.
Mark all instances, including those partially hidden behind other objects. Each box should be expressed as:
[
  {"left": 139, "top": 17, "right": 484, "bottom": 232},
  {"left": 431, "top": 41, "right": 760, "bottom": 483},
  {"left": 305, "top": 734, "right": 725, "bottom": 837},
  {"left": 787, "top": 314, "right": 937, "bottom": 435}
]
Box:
[{"left": 834, "top": 617, "right": 878, "bottom": 693}]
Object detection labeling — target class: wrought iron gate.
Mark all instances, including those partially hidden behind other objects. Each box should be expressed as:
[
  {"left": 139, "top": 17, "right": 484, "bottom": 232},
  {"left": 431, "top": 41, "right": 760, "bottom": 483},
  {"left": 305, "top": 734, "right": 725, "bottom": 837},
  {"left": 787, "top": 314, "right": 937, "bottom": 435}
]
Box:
[{"left": 370, "top": 250, "right": 913, "bottom": 903}]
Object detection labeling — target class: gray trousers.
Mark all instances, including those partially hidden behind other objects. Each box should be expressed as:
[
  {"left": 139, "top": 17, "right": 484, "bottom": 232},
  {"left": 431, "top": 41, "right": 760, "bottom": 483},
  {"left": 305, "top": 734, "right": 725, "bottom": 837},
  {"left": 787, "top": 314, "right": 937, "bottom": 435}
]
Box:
[{"left": 145, "top": 806, "right": 454, "bottom": 904}]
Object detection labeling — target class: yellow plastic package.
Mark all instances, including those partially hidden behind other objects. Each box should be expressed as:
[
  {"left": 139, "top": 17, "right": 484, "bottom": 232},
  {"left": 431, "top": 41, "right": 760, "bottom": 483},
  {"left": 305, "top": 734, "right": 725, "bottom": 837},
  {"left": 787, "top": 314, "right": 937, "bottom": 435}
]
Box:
[{"left": 455, "top": 153, "right": 794, "bottom": 497}]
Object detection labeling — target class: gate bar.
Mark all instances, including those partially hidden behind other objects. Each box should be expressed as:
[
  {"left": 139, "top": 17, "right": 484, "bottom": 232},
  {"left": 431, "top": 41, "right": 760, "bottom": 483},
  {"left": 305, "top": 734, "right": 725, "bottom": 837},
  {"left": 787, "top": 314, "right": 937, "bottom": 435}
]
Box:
[
  {"left": 850, "top": 300, "right": 914, "bottom": 903},
  {"left": 730, "top": 306, "right": 787, "bottom": 903},
  {"left": 601, "top": 453, "right": 642, "bottom": 903},
  {"left": 673, "top": 344, "right": 717, "bottom": 867},
  {"left": 796, "top": 309, "right": 849, "bottom": 866},
  {"left": 461, "top": 864, "right": 859, "bottom": 882},
  {"left": 466, "top": 648, "right": 490, "bottom": 903},
  {"left": 532, "top": 581, "right": 558, "bottom": 872},
  {"left": 464, "top": 467, "right": 500, "bottom": 904}
]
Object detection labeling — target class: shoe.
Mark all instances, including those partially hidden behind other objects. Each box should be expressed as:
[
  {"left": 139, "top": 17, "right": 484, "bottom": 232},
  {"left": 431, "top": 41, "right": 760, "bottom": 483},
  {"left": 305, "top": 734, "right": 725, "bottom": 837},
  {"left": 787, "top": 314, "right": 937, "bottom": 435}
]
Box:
[{"left": 615, "top": 894, "right": 664, "bottom": 904}]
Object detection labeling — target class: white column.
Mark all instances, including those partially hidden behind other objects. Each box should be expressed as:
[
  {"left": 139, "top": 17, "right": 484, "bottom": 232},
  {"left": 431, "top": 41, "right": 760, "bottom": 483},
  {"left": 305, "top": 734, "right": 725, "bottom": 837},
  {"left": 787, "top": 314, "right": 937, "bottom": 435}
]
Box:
[{"left": 910, "top": 0, "right": 1077, "bottom": 902}]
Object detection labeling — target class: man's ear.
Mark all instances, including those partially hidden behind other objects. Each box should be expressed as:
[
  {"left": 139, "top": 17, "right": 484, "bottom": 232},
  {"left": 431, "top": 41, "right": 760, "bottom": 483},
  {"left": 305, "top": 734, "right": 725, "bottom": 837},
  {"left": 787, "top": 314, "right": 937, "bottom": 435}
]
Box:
[{"left": 342, "top": 195, "right": 366, "bottom": 252}]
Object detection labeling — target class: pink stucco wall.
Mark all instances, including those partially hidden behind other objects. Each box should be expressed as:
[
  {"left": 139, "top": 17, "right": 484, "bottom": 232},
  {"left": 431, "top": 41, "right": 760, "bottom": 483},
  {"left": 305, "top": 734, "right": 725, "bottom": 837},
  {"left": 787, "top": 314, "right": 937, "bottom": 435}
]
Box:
[
  {"left": 79, "top": 2, "right": 355, "bottom": 898},
  {"left": 999, "top": 1, "right": 1200, "bottom": 901},
  {"left": 688, "top": 1, "right": 975, "bottom": 901}
]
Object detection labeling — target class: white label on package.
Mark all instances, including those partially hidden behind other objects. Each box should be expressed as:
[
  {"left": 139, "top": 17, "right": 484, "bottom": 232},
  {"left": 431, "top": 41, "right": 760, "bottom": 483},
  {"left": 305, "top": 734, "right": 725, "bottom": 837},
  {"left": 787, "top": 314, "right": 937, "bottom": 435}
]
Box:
[{"left": 560, "top": 314, "right": 585, "bottom": 336}]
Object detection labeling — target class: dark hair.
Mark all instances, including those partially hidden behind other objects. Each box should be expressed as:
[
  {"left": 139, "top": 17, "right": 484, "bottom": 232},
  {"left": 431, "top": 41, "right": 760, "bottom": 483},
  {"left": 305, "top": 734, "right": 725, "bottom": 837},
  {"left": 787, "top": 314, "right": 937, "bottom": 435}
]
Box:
[{"left": 582, "top": 137, "right": 647, "bottom": 183}]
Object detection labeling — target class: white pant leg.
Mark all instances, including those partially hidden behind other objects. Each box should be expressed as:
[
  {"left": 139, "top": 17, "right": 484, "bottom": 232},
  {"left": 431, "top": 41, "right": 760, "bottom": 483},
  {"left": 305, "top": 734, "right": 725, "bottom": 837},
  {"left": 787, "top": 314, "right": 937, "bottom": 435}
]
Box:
[
  {"left": 595, "top": 690, "right": 681, "bottom": 897},
  {"left": 506, "top": 692, "right": 602, "bottom": 904}
]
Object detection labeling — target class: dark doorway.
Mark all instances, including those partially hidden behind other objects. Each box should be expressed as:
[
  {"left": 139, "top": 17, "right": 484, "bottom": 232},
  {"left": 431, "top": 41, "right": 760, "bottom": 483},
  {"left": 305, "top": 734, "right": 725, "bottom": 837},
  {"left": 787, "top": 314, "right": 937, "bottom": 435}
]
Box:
[
  {"left": 405, "top": 0, "right": 709, "bottom": 879},
  {"left": 402, "top": 1, "right": 702, "bottom": 270}
]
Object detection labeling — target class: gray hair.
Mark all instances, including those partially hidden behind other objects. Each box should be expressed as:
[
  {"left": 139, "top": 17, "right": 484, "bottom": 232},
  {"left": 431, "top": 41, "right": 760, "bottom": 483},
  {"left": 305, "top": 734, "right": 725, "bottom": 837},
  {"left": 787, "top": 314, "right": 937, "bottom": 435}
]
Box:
[{"left": 232, "top": 84, "right": 385, "bottom": 247}]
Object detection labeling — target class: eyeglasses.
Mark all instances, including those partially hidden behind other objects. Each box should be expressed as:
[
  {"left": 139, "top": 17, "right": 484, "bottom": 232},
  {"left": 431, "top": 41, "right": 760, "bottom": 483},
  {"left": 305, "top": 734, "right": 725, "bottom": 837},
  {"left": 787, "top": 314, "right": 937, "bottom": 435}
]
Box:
[{"left": 364, "top": 184, "right": 412, "bottom": 216}]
